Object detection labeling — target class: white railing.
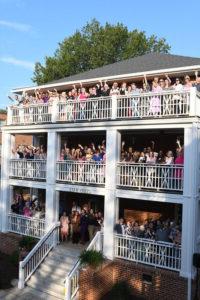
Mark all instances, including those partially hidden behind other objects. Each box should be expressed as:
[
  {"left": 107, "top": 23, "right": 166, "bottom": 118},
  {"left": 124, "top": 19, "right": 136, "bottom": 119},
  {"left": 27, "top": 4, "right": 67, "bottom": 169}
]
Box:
[
  {"left": 57, "top": 160, "right": 106, "bottom": 185},
  {"left": 7, "top": 89, "right": 198, "bottom": 126},
  {"left": 18, "top": 222, "right": 60, "bottom": 289},
  {"left": 117, "top": 163, "right": 184, "bottom": 192},
  {"left": 10, "top": 103, "right": 52, "bottom": 125},
  {"left": 64, "top": 231, "right": 103, "bottom": 300},
  {"left": 57, "top": 97, "right": 112, "bottom": 122},
  {"left": 8, "top": 213, "right": 46, "bottom": 238},
  {"left": 114, "top": 234, "right": 181, "bottom": 271},
  {"left": 9, "top": 159, "right": 46, "bottom": 180},
  {"left": 117, "top": 90, "right": 191, "bottom": 119}
]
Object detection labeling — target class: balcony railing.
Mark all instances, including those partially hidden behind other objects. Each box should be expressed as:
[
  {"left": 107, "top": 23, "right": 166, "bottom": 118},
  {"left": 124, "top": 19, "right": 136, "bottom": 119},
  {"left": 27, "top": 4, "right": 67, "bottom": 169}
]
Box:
[
  {"left": 116, "top": 90, "right": 190, "bottom": 118},
  {"left": 9, "top": 159, "right": 46, "bottom": 180},
  {"left": 9, "top": 103, "right": 52, "bottom": 125},
  {"left": 57, "top": 97, "right": 112, "bottom": 122},
  {"left": 114, "top": 234, "right": 181, "bottom": 271},
  {"left": 56, "top": 160, "right": 106, "bottom": 185},
  {"left": 7, "top": 88, "right": 198, "bottom": 125},
  {"left": 8, "top": 213, "right": 46, "bottom": 238},
  {"left": 117, "top": 163, "right": 184, "bottom": 192}
]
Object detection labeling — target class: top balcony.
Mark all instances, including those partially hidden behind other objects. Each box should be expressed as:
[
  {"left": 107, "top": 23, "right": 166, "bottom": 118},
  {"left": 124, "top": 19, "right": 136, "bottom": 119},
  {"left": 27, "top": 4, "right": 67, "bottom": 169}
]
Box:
[{"left": 7, "top": 88, "right": 199, "bottom": 126}]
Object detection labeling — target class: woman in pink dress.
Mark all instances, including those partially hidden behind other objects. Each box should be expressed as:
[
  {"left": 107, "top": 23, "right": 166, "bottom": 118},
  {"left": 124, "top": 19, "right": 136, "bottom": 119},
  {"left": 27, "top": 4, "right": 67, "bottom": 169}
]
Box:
[
  {"left": 23, "top": 202, "right": 32, "bottom": 217},
  {"left": 174, "top": 139, "right": 184, "bottom": 189},
  {"left": 149, "top": 77, "right": 163, "bottom": 116},
  {"left": 60, "top": 212, "right": 70, "bottom": 242}
]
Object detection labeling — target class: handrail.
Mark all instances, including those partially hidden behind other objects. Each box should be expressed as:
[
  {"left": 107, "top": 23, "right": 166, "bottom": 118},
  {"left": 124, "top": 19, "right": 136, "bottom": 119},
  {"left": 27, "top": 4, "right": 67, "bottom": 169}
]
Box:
[
  {"left": 64, "top": 231, "right": 102, "bottom": 300},
  {"left": 117, "top": 162, "right": 184, "bottom": 192},
  {"left": 18, "top": 222, "right": 60, "bottom": 289},
  {"left": 8, "top": 213, "right": 45, "bottom": 238},
  {"left": 7, "top": 88, "right": 198, "bottom": 125},
  {"left": 114, "top": 233, "right": 181, "bottom": 271}
]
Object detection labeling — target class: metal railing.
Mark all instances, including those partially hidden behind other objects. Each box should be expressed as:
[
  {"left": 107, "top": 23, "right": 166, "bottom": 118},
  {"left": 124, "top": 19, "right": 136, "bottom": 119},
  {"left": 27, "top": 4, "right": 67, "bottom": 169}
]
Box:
[
  {"left": 57, "top": 160, "right": 106, "bottom": 185},
  {"left": 9, "top": 159, "right": 46, "bottom": 180},
  {"left": 57, "top": 97, "right": 112, "bottom": 122},
  {"left": 64, "top": 231, "right": 103, "bottom": 300},
  {"left": 7, "top": 89, "right": 198, "bottom": 125},
  {"left": 117, "top": 163, "right": 184, "bottom": 192},
  {"left": 18, "top": 222, "right": 60, "bottom": 289},
  {"left": 10, "top": 103, "right": 52, "bottom": 125},
  {"left": 117, "top": 90, "right": 190, "bottom": 119},
  {"left": 8, "top": 213, "right": 46, "bottom": 238},
  {"left": 114, "top": 234, "right": 181, "bottom": 271}
]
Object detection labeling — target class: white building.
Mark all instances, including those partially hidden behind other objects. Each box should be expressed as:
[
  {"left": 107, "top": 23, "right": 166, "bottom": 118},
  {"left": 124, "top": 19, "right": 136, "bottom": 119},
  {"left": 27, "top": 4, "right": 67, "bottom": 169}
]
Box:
[{"left": 1, "top": 53, "right": 200, "bottom": 299}]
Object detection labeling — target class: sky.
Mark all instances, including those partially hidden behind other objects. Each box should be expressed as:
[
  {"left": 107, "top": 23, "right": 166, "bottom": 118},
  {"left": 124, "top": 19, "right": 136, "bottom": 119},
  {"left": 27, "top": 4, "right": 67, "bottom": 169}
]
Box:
[{"left": 0, "top": 0, "right": 200, "bottom": 108}]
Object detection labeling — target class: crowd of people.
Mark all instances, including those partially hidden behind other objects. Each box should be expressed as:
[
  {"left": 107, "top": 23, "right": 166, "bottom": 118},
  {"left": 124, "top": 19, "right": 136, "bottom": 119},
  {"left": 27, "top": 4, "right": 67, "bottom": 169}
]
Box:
[
  {"left": 60, "top": 140, "right": 106, "bottom": 162},
  {"left": 9, "top": 72, "right": 200, "bottom": 107},
  {"left": 59, "top": 201, "right": 103, "bottom": 244},
  {"left": 11, "top": 194, "right": 45, "bottom": 219},
  {"left": 12, "top": 144, "right": 47, "bottom": 160},
  {"left": 121, "top": 139, "right": 184, "bottom": 166},
  {"left": 115, "top": 217, "right": 181, "bottom": 245}
]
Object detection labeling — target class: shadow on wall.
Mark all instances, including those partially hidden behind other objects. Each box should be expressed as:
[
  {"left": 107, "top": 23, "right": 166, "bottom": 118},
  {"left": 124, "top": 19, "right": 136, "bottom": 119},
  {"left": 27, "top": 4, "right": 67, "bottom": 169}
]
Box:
[{"left": 100, "top": 281, "right": 146, "bottom": 300}]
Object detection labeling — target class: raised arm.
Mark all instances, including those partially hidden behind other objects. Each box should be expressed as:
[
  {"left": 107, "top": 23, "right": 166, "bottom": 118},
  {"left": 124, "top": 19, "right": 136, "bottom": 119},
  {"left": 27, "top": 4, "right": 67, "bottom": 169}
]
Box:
[{"left": 165, "top": 73, "right": 171, "bottom": 83}]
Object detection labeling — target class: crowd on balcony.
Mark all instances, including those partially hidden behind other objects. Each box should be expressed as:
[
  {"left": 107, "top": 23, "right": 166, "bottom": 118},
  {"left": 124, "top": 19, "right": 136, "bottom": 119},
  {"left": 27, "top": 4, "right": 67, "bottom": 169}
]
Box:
[
  {"left": 121, "top": 139, "right": 184, "bottom": 166},
  {"left": 12, "top": 144, "right": 47, "bottom": 160},
  {"left": 60, "top": 201, "right": 103, "bottom": 244},
  {"left": 115, "top": 217, "right": 181, "bottom": 245},
  {"left": 60, "top": 140, "right": 106, "bottom": 162},
  {"left": 9, "top": 71, "right": 200, "bottom": 107},
  {"left": 11, "top": 194, "right": 45, "bottom": 219}
]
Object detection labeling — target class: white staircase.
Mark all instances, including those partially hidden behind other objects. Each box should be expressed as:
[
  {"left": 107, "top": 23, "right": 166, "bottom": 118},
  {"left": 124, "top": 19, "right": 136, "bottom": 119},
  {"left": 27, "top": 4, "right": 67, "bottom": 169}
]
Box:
[{"left": 27, "top": 242, "right": 83, "bottom": 299}]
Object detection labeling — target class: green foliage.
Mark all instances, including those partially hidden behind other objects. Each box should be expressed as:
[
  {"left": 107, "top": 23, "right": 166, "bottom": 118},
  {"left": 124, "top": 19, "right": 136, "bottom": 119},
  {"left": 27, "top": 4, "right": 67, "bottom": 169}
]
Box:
[
  {"left": 79, "top": 249, "right": 104, "bottom": 269},
  {"left": 8, "top": 250, "right": 19, "bottom": 267},
  {"left": 32, "top": 19, "right": 170, "bottom": 85},
  {"left": 0, "top": 109, "right": 7, "bottom": 114},
  {"left": 19, "top": 236, "right": 37, "bottom": 251}
]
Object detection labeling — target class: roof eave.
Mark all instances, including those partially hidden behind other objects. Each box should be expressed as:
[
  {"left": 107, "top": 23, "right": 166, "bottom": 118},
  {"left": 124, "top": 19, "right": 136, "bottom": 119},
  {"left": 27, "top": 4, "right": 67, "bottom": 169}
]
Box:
[{"left": 12, "top": 64, "right": 200, "bottom": 94}]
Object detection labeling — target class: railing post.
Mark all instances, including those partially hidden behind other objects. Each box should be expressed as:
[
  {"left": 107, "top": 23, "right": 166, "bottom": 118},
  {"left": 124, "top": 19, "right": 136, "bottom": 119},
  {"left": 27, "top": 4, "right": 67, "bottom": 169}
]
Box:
[
  {"left": 65, "top": 277, "right": 71, "bottom": 300},
  {"left": 189, "top": 87, "right": 197, "bottom": 116},
  {"left": 52, "top": 100, "right": 58, "bottom": 123},
  {"left": 18, "top": 261, "right": 25, "bottom": 289},
  {"left": 111, "top": 95, "right": 117, "bottom": 119}
]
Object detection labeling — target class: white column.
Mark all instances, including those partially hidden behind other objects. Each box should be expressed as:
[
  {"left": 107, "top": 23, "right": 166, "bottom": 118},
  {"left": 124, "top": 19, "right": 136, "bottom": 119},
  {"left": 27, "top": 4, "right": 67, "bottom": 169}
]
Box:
[
  {"left": 181, "top": 124, "right": 199, "bottom": 280},
  {"left": 1, "top": 132, "right": 12, "bottom": 232},
  {"left": 189, "top": 87, "right": 197, "bottom": 116},
  {"left": 103, "top": 129, "right": 121, "bottom": 259},
  {"left": 45, "top": 131, "right": 58, "bottom": 229}
]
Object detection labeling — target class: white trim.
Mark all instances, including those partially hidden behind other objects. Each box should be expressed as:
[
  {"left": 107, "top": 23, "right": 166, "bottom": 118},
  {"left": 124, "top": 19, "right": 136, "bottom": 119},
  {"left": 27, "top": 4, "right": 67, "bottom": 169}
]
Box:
[
  {"left": 2, "top": 117, "right": 197, "bottom": 134},
  {"left": 12, "top": 64, "right": 200, "bottom": 93},
  {"left": 55, "top": 183, "right": 105, "bottom": 196}
]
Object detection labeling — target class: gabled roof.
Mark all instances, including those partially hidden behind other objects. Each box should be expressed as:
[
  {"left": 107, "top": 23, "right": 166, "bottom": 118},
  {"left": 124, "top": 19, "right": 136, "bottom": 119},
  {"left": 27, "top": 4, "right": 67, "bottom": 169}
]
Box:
[{"left": 49, "top": 52, "right": 200, "bottom": 84}]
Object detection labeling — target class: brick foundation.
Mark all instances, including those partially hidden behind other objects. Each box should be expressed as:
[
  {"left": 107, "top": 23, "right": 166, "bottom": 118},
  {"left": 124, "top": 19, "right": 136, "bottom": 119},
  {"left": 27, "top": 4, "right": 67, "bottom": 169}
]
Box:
[
  {"left": 0, "top": 232, "right": 22, "bottom": 255},
  {"left": 79, "top": 259, "right": 188, "bottom": 300}
]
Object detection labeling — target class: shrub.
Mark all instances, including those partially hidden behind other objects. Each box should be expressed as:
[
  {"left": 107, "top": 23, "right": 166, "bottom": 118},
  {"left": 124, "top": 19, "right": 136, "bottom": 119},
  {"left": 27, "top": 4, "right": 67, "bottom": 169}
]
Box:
[
  {"left": 8, "top": 250, "right": 19, "bottom": 267},
  {"left": 79, "top": 249, "right": 104, "bottom": 269},
  {"left": 19, "top": 236, "right": 37, "bottom": 251}
]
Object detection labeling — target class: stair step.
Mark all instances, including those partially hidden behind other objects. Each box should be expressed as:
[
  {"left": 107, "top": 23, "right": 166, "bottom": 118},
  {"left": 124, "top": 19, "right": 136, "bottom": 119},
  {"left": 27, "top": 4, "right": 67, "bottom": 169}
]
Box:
[
  {"left": 37, "top": 265, "right": 75, "bottom": 279},
  {"left": 27, "top": 281, "right": 65, "bottom": 299}
]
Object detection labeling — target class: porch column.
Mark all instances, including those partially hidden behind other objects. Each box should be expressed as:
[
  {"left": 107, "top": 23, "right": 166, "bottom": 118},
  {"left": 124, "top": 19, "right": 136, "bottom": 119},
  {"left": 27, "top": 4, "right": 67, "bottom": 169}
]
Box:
[
  {"left": 45, "top": 131, "right": 58, "bottom": 229},
  {"left": 104, "top": 129, "right": 121, "bottom": 259},
  {"left": 1, "top": 132, "right": 12, "bottom": 232},
  {"left": 181, "top": 124, "right": 199, "bottom": 280}
]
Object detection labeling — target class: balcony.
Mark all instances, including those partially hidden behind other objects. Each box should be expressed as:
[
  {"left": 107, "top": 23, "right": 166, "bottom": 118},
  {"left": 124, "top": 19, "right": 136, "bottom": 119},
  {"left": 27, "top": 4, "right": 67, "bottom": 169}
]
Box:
[
  {"left": 7, "top": 213, "right": 46, "bottom": 238},
  {"left": 114, "top": 234, "right": 181, "bottom": 271},
  {"left": 56, "top": 160, "right": 106, "bottom": 185},
  {"left": 9, "top": 159, "right": 46, "bottom": 180},
  {"left": 117, "top": 163, "right": 183, "bottom": 192},
  {"left": 7, "top": 89, "right": 198, "bottom": 126}
]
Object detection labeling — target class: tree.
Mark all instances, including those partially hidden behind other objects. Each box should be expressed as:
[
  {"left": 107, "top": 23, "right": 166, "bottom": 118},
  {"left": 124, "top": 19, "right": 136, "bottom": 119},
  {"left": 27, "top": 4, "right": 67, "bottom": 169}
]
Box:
[{"left": 32, "top": 19, "right": 170, "bottom": 85}]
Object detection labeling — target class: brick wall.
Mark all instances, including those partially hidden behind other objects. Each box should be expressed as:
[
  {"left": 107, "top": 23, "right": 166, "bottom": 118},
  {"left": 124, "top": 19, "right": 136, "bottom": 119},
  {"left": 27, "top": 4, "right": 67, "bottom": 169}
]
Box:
[
  {"left": 0, "top": 232, "right": 22, "bottom": 255},
  {"left": 79, "top": 259, "right": 188, "bottom": 300}
]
